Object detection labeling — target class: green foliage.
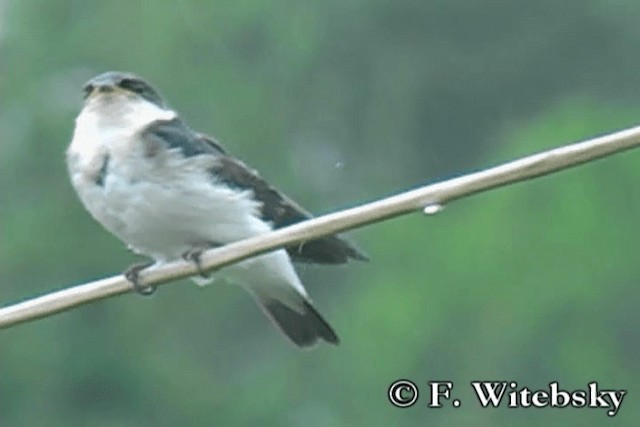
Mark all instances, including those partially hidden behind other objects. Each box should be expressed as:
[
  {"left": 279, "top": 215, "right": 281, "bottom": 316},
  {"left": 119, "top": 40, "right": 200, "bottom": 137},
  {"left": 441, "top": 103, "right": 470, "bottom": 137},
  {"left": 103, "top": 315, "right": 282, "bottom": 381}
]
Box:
[{"left": 1, "top": 1, "right": 639, "bottom": 425}]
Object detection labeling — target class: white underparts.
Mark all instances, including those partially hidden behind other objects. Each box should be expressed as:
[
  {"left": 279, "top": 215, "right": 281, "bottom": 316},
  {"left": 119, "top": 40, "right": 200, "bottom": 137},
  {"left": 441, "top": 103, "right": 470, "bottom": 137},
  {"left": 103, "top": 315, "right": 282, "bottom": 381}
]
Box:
[{"left": 67, "top": 93, "right": 309, "bottom": 307}]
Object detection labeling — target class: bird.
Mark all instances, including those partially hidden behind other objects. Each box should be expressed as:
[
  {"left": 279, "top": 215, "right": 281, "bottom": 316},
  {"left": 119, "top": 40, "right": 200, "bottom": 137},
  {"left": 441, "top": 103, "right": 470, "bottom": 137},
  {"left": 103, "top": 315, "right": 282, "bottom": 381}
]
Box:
[{"left": 66, "top": 71, "right": 367, "bottom": 348}]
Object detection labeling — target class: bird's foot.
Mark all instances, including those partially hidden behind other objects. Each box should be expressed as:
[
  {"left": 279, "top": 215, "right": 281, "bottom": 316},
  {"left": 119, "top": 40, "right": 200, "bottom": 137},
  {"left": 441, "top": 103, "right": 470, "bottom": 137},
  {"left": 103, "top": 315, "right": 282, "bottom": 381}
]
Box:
[
  {"left": 182, "top": 248, "right": 211, "bottom": 279},
  {"left": 124, "top": 261, "right": 156, "bottom": 296},
  {"left": 183, "top": 242, "right": 223, "bottom": 278}
]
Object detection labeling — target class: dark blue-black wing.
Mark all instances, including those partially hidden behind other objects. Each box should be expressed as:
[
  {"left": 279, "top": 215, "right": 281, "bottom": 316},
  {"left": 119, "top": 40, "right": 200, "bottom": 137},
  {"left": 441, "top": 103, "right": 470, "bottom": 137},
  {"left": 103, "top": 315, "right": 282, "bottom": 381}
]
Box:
[
  {"left": 141, "top": 118, "right": 367, "bottom": 264},
  {"left": 210, "top": 155, "right": 368, "bottom": 264},
  {"left": 140, "top": 117, "right": 226, "bottom": 157}
]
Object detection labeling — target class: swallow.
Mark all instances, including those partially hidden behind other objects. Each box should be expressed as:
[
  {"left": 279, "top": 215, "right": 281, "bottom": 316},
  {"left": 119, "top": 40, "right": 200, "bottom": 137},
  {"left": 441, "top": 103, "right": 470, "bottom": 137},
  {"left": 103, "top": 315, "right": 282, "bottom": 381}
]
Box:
[{"left": 66, "top": 71, "right": 366, "bottom": 348}]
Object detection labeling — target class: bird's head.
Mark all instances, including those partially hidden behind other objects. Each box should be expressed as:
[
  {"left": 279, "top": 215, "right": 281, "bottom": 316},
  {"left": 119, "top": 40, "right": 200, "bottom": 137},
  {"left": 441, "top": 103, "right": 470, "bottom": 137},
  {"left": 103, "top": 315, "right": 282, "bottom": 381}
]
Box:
[{"left": 82, "top": 71, "right": 166, "bottom": 109}]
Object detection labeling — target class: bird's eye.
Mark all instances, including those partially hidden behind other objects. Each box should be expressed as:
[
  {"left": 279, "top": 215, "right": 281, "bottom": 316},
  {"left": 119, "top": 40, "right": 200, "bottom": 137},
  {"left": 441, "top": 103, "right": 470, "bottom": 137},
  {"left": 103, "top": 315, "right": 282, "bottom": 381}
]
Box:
[
  {"left": 115, "top": 76, "right": 163, "bottom": 106},
  {"left": 118, "top": 78, "right": 143, "bottom": 94},
  {"left": 83, "top": 83, "right": 94, "bottom": 99}
]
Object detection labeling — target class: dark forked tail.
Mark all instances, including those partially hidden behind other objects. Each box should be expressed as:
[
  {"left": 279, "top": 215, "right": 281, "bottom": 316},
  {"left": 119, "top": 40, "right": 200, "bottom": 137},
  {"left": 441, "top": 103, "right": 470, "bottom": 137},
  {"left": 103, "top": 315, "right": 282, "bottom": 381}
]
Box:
[{"left": 256, "top": 297, "right": 339, "bottom": 348}]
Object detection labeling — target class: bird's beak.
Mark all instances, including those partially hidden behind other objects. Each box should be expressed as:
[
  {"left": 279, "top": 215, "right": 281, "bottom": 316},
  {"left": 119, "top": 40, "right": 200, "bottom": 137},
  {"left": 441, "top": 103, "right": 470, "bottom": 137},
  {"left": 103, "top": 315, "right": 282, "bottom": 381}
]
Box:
[
  {"left": 84, "top": 84, "right": 127, "bottom": 103},
  {"left": 95, "top": 85, "right": 115, "bottom": 94}
]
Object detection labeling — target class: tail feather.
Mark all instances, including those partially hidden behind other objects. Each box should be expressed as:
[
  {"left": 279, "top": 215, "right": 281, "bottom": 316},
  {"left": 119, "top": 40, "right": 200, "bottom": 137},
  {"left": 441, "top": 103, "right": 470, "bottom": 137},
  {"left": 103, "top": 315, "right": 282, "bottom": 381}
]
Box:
[
  {"left": 257, "top": 297, "right": 339, "bottom": 348},
  {"left": 229, "top": 250, "right": 339, "bottom": 348}
]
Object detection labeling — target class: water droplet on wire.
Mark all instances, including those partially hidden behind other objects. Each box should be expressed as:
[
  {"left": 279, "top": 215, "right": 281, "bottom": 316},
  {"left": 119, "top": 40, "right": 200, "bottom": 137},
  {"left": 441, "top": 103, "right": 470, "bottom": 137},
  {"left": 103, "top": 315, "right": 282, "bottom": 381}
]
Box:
[{"left": 423, "top": 204, "right": 444, "bottom": 215}]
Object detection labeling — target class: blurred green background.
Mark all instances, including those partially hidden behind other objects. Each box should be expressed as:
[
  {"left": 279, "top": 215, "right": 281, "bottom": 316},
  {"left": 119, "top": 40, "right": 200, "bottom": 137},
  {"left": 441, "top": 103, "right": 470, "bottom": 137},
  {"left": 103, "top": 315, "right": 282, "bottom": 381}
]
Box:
[{"left": 1, "top": 0, "right": 638, "bottom": 425}]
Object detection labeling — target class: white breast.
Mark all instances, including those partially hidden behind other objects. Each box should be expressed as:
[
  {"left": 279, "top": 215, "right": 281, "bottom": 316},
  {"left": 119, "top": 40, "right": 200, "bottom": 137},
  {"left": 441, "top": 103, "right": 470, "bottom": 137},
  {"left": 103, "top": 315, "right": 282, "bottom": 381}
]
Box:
[{"left": 66, "top": 96, "right": 267, "bottom": 261}]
